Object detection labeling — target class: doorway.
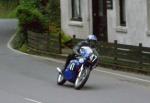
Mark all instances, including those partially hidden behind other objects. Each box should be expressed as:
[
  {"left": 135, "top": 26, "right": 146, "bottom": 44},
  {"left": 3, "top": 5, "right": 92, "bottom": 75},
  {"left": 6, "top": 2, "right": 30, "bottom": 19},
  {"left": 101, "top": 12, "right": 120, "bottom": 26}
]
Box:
[{"left": 92, "top": 0, "right": 108, "bottom": 41}]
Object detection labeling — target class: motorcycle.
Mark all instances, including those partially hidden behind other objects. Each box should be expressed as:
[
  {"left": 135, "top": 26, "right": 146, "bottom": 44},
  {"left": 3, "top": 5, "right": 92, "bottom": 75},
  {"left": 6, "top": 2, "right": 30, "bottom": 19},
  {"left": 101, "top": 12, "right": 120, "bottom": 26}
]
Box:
[{"left": 56, "top": 46, "right": 99, "bottom": 89}]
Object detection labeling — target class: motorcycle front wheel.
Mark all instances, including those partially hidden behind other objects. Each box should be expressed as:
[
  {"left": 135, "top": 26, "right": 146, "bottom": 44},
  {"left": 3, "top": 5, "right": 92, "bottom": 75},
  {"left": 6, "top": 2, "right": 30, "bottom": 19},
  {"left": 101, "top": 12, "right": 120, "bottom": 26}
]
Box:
[
  {"left": 57, "top": 73, "right": 66, "bottom": 85},
  {"left": 74, "top": 68, "right": 91, "bottom": 90}
]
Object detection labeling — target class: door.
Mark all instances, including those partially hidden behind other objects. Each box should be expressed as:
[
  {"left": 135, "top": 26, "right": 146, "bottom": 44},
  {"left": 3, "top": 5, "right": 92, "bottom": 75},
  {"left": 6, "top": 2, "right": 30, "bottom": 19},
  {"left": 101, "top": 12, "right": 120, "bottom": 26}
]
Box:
[{"left": 92, "top": 0, "right": 108, "bottom": 41}]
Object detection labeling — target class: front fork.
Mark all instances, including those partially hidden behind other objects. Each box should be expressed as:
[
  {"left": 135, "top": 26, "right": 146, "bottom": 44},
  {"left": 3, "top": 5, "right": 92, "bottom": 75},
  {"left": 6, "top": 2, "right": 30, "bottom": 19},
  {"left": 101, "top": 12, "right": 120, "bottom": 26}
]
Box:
[
  {"left": 78, "top": 65, "right": 84, "bottom": 78},
  {"left": 57, "top": 67, "right": 63, "bottom": 74}
]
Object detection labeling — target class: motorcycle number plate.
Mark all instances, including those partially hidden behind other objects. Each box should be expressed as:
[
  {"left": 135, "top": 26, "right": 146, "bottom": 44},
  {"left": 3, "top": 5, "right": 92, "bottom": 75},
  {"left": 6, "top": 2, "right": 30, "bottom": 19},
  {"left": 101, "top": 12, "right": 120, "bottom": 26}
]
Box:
[{"left": 69, "top": 62, "right": 75, "bottom": 71}]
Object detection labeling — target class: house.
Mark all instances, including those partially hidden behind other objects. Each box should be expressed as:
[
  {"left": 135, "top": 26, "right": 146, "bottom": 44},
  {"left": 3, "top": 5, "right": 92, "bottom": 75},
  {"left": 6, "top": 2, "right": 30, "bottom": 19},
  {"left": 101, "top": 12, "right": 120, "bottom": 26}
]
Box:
[{"left": 60, "top": 0, "right": 150, "bottom": 47}]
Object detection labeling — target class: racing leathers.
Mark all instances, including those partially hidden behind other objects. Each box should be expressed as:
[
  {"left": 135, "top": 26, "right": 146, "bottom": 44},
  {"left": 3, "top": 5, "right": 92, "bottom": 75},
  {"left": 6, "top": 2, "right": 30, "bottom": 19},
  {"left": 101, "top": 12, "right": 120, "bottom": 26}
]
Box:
[{"left": 63, "top": 40, "right": 99, "bottom": 70}]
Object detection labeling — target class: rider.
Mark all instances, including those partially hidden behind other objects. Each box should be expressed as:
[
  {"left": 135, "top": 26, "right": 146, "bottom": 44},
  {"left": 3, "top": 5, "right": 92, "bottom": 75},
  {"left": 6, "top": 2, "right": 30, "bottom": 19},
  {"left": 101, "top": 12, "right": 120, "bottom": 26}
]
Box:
[{"left": 63, "top": 34, "right": 99, "bottom": 70}]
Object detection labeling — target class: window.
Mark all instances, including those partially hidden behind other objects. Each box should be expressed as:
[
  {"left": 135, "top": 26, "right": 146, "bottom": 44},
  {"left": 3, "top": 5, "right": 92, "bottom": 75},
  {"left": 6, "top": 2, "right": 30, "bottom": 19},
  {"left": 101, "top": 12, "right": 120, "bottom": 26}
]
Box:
[
  {"left": 71, "top": 0, "right": 82, "bottom": 21},
  {"left": 119, "top": 0, "right": 126, "bottom": 26}
]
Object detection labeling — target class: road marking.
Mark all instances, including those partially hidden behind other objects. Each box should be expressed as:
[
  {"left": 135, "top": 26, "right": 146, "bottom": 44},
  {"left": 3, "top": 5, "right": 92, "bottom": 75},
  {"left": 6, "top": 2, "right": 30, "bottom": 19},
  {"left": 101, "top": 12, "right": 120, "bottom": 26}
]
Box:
[
  {"left": 8, "top": 33, "right": 150, "bottom": 84},
  {"left": 95, "top": 69, "right": 150, "bottom": 83},
  {"left": 7, "top": 33, "right": 31, "bottom": 55},
  {"left": 7, "top": 33, "right": 64, "bottom": 63},
  {"left": 24, "top": 98, "right": 43, "bottom": 103}
]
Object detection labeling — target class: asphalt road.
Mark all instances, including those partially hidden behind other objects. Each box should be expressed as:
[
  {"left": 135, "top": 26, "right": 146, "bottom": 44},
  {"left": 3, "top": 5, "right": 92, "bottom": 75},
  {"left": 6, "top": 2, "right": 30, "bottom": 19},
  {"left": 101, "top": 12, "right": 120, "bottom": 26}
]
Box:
[{"left": 0, "top": 19, "right": 150, "bottom": 103}]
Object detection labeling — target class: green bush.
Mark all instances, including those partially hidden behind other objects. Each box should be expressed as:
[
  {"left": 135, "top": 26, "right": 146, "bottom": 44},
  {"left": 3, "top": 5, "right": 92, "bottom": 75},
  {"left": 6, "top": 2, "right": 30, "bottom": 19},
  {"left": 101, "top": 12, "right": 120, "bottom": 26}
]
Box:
[
  {"left": 14, "top": 0, "right": 50, "bottom": 50},
  {"left": 15, "top": 0, "right": 65, "bottom": 52},
  {"left": 61, "top": 32, "right": 72, "bottom": 44},
  {"left": 17, "top": 0, "right": 60, "bottom": 33},
  {"left": 48, "top": 0, "right": 60, "bottom": 27},
  {"left": 17, "top": 4, "right": 49, "bottom": 33}
]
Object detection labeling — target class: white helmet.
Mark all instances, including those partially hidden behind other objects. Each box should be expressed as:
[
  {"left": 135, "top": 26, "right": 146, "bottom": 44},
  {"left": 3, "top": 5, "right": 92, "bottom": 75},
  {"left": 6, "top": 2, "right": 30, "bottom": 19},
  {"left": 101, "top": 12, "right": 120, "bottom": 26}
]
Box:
[{"left": 87, "top": 34, "right": 97, "bottom": 41}]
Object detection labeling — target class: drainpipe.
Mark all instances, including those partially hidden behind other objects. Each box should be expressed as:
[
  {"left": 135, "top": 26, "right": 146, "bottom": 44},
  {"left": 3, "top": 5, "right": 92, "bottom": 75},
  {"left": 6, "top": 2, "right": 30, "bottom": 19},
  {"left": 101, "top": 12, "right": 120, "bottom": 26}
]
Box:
[
  {"left": 88, "top": 0, "right": 91, "bottom": 35},
  {"left": 87, "top": 0, "right": 90, "bottom": 35}
]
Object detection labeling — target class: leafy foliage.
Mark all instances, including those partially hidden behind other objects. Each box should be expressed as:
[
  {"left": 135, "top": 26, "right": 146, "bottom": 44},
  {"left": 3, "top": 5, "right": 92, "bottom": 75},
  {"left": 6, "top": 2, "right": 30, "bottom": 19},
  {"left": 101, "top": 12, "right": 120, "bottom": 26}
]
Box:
[
  {"left": 48, "top": 0, "right": 60, "bottom": 27},
  {"left": 17, "top": 5, "right": 49, "bottom": 32},
  {"left": 15, "top": 0, "right": 71, "bottom": 52},
  {"left": 17, "top": 0, "right": 49, "bottom": 33}
]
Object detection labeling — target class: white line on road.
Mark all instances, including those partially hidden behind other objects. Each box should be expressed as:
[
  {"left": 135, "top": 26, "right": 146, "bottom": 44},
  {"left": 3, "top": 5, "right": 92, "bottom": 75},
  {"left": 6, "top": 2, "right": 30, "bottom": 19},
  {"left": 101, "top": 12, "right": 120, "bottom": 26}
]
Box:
[
  {"left": 24, "top": 98, "right": 43, "bottom": 103},
  {"left": 7, "top": 33, "right": 64, "bottom": 63},
  {"left": 95, "top": 69, "right": 150, "bottom": 83}
]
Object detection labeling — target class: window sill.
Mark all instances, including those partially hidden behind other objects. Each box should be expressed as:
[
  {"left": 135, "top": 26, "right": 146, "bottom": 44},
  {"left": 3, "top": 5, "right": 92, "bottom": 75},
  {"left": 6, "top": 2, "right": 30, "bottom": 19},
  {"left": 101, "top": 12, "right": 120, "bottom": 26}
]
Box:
[
  {"left": 68, "top": 21, "right": 83, "bottom": 27},
  {"left": 116, "top": 26, "right": 128, "bottom": 33}
]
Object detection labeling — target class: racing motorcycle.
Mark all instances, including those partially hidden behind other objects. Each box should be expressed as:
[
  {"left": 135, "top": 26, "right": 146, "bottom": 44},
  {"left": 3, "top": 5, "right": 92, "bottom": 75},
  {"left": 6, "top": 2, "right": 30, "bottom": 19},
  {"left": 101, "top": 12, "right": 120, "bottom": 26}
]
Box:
[{"left": 56, "top": 46, "right": 99, "bottom": 90}]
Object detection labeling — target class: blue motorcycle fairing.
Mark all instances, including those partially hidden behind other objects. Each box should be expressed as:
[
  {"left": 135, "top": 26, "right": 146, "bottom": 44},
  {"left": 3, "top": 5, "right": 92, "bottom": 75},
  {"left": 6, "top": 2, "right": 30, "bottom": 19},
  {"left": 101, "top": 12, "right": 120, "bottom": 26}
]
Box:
[
  {"left": 64, "top": 69, "right": 77, "bottom": 82},
  {"left": 64, "top": 59, "right": 82, "bottom": 82}
]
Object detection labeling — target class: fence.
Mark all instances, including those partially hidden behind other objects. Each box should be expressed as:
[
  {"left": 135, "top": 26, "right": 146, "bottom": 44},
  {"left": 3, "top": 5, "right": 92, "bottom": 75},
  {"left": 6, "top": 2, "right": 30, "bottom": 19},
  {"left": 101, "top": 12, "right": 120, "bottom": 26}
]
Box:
[
  {"left": 27, "top": 32, "right": 150, "bottom": 73},
  {"left": 27, "top": 31, "right": 61, "bottom": 54},
  {"left": 72, "top": 36, "right": 150, "bottom": 73}
]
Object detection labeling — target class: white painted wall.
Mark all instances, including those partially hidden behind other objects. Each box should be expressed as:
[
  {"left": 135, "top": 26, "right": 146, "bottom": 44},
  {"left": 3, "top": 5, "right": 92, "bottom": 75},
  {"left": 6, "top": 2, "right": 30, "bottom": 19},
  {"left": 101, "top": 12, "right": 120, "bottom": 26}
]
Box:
[
  {"left": 60, "top": 0, "right": 92, "bottom": 39},
  {"left": 61, "top": 0, "right": 150, "bottom": 47},
  {"left": 107, "top": 0, "right": 150, "bottom": 47}
]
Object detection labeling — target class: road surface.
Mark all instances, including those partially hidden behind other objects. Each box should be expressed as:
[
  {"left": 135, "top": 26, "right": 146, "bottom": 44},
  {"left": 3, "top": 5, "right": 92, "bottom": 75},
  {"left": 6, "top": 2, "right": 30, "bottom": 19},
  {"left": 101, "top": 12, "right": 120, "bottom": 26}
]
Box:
[{"left": 0, "top": 19, "right": 150, "bottom": 103}]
